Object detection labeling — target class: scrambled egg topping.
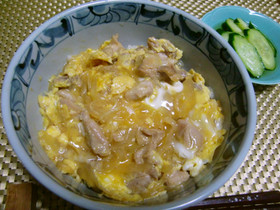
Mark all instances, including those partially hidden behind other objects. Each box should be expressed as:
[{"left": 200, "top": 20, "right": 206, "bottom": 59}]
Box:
[{"left": 38, "top": 35, "right": 226, "bottom": 202}]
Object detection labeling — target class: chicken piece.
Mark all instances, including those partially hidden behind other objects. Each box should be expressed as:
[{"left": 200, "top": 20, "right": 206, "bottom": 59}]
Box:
[
  {"left": 147, "top": 37, "right": 183, "bottom": 60},
  {"left": 125, "top": 80, "right": 154, "bottom": 100},
  {"left": 140, "top": 128, "right": 165, "bottom": 149},
  {"left": 57, "top": 89, "right": 76, "bottom": 101},
  {"left": 80, "top": 110, "right": 110, "bottom": 157},
  {"left": 165, "top": 170, "right": 189, "bottom": 187},
  {"left": 177, "top": 119, "right": 204, "bottom": 151},
  {"left": 136, "top": 128, "right": 150, "bottom": 146},
  {"left": 127, "top": 172, "right": 152, "bottom": 193},
  {"left": 134, "top": 146, "right": 147, "bottom": 165},
  {"left": 138, "top": 52, "right": 186, "bottom": 82},
  {"left": 101, "top": 34, "right": 124, "bottom": 58},
  {"left": 134, "top": 146, "right": 162, "bottom": 165},
  {"left": 59, "top": 98, "right": 82, "bottom": 114},
  {"left": 138, "top": 53, "right": 162, "bottom": 79},
  {"left": 134, "top": 128, "right": 165, "bottom": 164},
  {"left": 57, "top": 89, "right": 82, "bottom": 113},
  {"left": 147, "top": 165, "right": 161, "bottom": 179},
  {"left": 158, "top": 64, "right": 186, "bottom": 82},
  {"left": 51, "top": 75, "right": 71, "bottom": 88}
]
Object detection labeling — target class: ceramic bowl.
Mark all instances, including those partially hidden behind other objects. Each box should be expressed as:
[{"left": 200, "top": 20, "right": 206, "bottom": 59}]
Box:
[
  {"left": 1, "top": 1, "right": 256, "bottom": 209},
  {"left": 202, "top": 5, "right": 280, "bottom": 85}
]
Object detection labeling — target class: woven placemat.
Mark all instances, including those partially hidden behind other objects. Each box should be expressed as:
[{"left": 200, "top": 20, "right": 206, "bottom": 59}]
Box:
[{"left": 1, "top": 0, "right": 280, "bottom": 208}]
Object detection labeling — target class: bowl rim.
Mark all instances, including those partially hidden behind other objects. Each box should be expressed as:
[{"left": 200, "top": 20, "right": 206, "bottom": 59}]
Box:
[
  {"left": 1, "top": 0, "right": 257, "bottom": 209},
  {"left": 202, "top": 5, "right": 280, "bottom": 85}
]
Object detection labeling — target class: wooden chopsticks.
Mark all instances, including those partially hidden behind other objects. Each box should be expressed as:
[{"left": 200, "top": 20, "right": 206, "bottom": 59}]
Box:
[
  {"left": 5, "top": 183, "right": 32, "bottom": 210},
  {"left": 187, "top": 191, "right": 280, "bottom": 209},
  {"left": 5, "top": 183, "right": 280, "bottom": 209}
]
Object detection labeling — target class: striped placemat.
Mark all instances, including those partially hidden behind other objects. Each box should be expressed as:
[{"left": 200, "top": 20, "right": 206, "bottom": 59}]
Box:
[{"left": 1, "top": 0, "right": 279, "bottom": 208}]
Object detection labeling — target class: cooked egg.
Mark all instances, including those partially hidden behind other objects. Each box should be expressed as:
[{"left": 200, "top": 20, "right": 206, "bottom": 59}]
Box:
[
  {"left": 38, "top": 35, "right": 226, "bottom": 202},
  {"left": 95, "top": 172, "right": 142, "bottom": 202},
  {"left": 173, "top": 142, "right": 195, "bottom": 159},
  {"left": 183, "top": 157, "right": 207, "bottom": 177},
  {"left": 144, "top": 81, "right": 183, "bottom": 110}
]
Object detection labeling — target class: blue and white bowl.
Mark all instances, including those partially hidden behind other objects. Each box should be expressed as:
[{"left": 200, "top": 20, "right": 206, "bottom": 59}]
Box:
[{"left": 1, "top": 0, "right": 256, "bottom": 209}]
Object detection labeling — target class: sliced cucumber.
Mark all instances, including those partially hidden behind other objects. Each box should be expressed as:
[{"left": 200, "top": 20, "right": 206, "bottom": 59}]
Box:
[
  {"left": 234, "top": 18, "right": 249, "bottom": 30},
  {"left": 267, "top": 37, "right": 277, "bottom": 57},
  {"left": 217, "top": 29, "right": 232, "bottom": 42},
  {"left": 229, "top": 33, "right": 264, "bottom": 78},
  {"left": 220, "top": 31, "right": 232, "bottom": 42},
  {"left": 216, "top": 17, "right": 277, "bottom": 77},
  {"left": 245, "top": 29, "right": 276, "bottom": 70},
  {"left": 222, "top": 18, "right": 244, "bottom": 36},
  {"left": 216, "top": 28, "right": 224, "bottom": 34}
]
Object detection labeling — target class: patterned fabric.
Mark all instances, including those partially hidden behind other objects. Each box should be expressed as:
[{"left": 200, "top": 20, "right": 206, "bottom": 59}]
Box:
[{"left": 0, "top": 0, "right": 280, "bottom": 208}]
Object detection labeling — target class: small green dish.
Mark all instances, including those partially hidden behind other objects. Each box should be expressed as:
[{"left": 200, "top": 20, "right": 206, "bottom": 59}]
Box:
[{"left": 202, "top": 6, "right": 280, "bottom": 85}]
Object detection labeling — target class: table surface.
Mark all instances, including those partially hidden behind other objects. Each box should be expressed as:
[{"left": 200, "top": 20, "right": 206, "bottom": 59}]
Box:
[{"left": 1, "top": 0, "right": 280, "bottom": 209}]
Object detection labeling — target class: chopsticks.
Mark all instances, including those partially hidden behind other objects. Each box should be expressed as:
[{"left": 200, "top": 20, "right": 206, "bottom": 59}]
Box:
[
  {"left": 5, "top": 183, "right": 32, "bottom": 210},
  {"left": 5, "top": 183, "right": 280, "bottom": 209},
  {"left": 187, "top": 191, "right": 280, "bottom": 209}
]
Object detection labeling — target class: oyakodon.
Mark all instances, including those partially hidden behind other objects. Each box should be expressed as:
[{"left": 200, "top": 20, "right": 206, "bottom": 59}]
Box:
[{"left": 38, "top": 34, "right": 226, "bottom": 202}]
